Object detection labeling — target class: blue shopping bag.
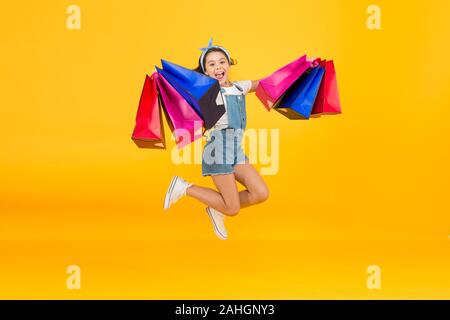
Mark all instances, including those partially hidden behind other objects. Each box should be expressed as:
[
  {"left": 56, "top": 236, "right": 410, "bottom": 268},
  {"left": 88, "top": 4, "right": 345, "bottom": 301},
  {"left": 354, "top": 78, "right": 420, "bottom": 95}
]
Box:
[
  {"left": 156, "top": 60, "right": 225, "bottom": 130},
  {"left": 275, "top": 65, "right": 325, "bottom": 119}
]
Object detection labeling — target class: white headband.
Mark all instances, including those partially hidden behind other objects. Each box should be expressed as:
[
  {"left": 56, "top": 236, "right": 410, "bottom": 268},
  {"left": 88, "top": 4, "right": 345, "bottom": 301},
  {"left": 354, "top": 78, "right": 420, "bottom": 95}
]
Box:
[{"left": 198, "top": 37, "right": 231, "bottom": 73}]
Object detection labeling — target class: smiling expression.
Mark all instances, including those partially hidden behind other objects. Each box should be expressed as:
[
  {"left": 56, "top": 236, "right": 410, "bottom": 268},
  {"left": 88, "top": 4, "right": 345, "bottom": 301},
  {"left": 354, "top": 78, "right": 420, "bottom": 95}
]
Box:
[{"left": 203, "top": 51, "right": 231, "bottom": 86}]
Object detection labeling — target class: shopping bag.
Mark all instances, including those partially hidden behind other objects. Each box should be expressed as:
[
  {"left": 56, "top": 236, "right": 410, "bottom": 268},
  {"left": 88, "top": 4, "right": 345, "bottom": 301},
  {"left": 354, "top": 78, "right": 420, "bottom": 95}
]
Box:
[
  {"left": 255, "top": 54, "right": 312, "bottom": 111},
  {"left": 131, "top": 73, "right": 166, "bottom": 149},
  {"left": 275, "top": 65, "right": 326, "bottom": 119},
  {"left": 157, "top": 59, "right": 225, "bottom": 130},
  {"left": 155, "top": 72, "right": 204, "bottom": 149},
  {"left": 311, "top": 60, "right": 341, "bottom": 116}
]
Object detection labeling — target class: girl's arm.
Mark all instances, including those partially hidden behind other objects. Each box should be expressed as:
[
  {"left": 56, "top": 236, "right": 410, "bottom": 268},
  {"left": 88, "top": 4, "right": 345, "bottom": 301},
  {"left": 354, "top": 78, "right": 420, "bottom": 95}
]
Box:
[{"left": 249, "top": 79, "right": 260, "bottom": 93}]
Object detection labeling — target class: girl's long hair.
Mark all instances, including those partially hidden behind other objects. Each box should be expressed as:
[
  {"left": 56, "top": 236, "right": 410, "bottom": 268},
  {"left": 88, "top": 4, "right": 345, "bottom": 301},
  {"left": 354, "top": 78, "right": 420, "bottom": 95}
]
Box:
[{"left": 192, "top": 47, "right": 237, "bottom": 74}]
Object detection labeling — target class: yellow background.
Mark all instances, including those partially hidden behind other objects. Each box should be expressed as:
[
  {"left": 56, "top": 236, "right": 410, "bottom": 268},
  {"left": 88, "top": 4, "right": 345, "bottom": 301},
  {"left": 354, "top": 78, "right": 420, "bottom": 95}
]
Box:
[{"left": 1, "top": 0, "right": 450, "bottom": 299}]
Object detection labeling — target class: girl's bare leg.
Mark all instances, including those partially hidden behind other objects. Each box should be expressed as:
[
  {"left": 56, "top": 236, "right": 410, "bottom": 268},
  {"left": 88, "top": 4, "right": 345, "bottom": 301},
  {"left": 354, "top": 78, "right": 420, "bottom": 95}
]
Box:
[
  {"left": 186, "top": 173, "right": 241, "bottom": 216},
  {"left": 186, "top": 160, "right": 269, "bottom": 216},
  {"left": 233, "top": 160, "right": 270, "bottom": 208}
]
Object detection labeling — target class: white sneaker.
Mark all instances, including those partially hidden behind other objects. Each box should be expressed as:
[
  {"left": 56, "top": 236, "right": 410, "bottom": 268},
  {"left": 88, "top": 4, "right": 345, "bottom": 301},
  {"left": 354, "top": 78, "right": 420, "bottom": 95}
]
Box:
[
  {"left": 206, "top": 207, "right": 228, "bottom": 240},
  {"left": 163, "top": 176, "right": 192, "bottom": 210}
]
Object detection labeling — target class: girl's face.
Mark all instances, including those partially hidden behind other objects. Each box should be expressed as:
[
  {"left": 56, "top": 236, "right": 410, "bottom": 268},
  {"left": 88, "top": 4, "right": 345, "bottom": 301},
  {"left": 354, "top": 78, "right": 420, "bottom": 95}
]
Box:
[{"left": 203, "top": 51, "right": 230, "bottom": 86}]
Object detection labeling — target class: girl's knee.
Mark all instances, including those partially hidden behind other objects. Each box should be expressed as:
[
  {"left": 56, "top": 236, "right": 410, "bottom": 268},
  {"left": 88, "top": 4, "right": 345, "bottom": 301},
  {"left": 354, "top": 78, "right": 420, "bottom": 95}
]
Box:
[
  {"left": 260, "top": 187, "right": 270, "bottom": 202},
  {"left": 255, "top": 186, "right": 270, "bottom": 203},
  {"left": 224, "top": 203, "right": 240, "bottom": 216}
]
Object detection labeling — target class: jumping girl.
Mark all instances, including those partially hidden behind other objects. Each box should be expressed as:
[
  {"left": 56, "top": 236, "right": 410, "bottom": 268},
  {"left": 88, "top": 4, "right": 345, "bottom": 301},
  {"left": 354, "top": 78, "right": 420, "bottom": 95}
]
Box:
[{"left": 163, "top": 38, "right": 270, "bottom": 240}]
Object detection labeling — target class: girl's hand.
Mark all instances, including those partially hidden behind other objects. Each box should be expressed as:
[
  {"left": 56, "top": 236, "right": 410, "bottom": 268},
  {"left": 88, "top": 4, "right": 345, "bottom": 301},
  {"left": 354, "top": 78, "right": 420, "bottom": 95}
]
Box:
[
  {"left": 249, "top": 79, "right": 260, "bottom": 93},
  {"left": 311, "top": 57, "right": 321, "bottom": 68}
]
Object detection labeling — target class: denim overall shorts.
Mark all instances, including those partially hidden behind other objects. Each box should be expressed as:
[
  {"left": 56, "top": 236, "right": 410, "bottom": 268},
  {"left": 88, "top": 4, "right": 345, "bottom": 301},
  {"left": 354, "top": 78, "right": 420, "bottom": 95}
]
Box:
[{"left": 202, "top": 83, "right": 249, "bottom": 176}]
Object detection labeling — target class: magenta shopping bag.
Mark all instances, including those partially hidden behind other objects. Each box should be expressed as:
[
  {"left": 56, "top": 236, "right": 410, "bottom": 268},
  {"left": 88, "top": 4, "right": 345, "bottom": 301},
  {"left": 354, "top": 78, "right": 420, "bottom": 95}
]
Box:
[
  {"left": 256, "top": 54, "right": 312, "bottom": 110},
  {"left": 155, "top": 73, "right": 204, "bottom": 149}
]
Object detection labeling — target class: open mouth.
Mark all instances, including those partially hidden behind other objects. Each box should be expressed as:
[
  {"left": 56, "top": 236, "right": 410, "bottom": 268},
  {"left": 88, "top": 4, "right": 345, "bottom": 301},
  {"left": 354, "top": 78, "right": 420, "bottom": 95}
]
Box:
[{"left": 215, "top": 71, "right": 225, "bottom": 80}]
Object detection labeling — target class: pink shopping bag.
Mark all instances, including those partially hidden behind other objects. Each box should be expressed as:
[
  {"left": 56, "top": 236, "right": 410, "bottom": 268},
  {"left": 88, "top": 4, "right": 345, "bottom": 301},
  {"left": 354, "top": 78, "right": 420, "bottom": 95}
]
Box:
[
  {"left": 256, "top": 54, "right": 312, "bottom": 111},
  {"left": 155, "top": 73, "right": 204, "bottom": 149}
]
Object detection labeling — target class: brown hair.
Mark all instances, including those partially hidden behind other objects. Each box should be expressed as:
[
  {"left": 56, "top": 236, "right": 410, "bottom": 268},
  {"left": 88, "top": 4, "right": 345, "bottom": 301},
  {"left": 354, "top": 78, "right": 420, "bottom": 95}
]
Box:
[{"left": 192, "top": 47, "right": 237, "bottom": 74}]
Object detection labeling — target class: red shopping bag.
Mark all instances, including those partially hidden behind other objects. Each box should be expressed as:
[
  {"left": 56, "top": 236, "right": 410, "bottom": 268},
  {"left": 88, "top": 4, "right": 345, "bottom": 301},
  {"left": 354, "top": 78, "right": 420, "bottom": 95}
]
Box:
[
  {"left": 311, "top": 60, "right": 342, "bottom": 116},
  {"left": 131, "top": 73, "right": 166, "bottom": 149}
]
